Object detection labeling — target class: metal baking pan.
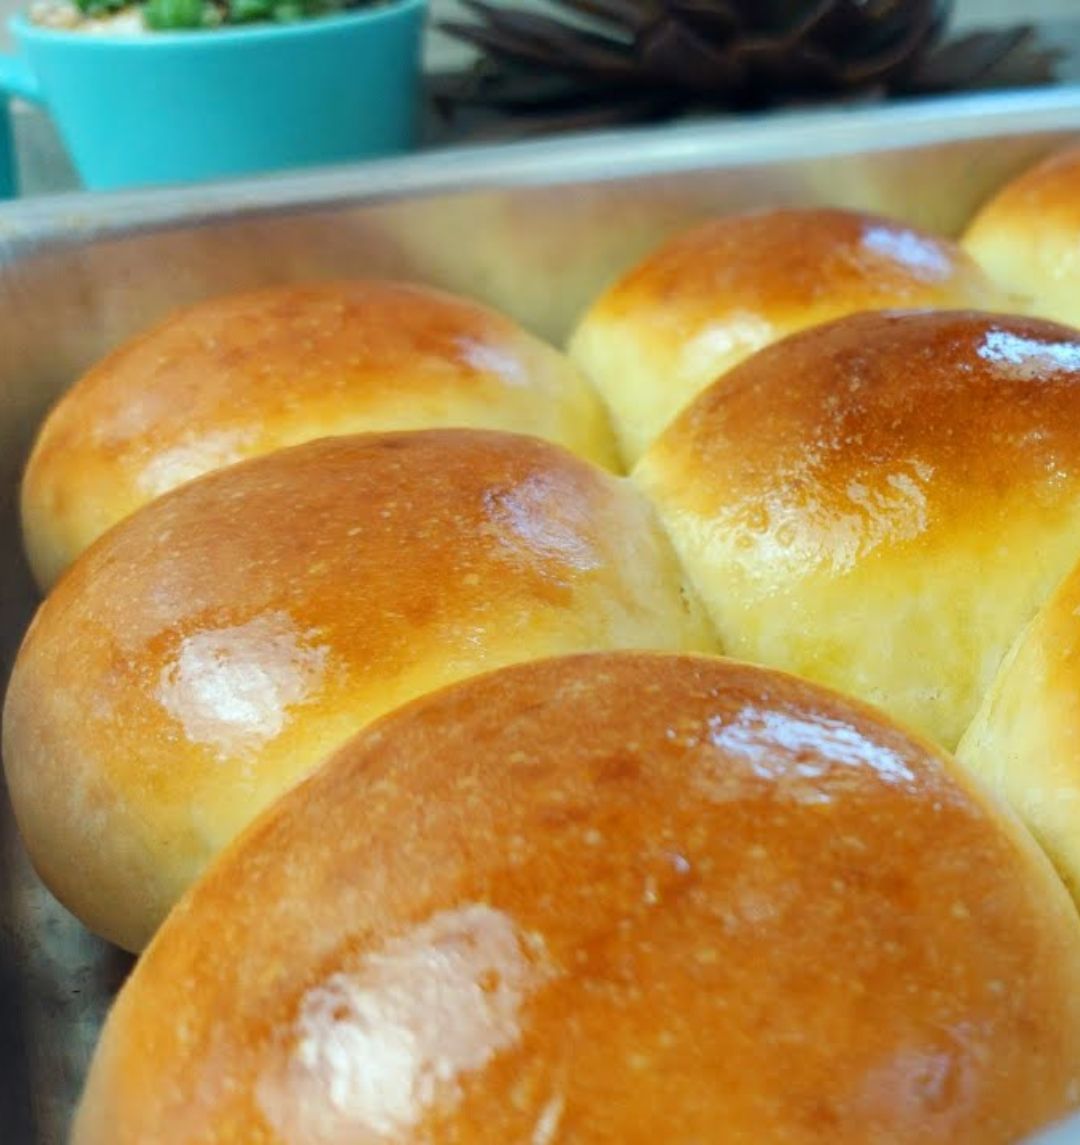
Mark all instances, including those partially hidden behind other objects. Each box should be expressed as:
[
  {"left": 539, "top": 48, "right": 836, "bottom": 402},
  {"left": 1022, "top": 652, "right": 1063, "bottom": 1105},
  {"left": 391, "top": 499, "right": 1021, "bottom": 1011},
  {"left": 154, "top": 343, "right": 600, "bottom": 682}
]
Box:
[{"left": 5, "top": 87, "right": 1080, "bottom": 1144}]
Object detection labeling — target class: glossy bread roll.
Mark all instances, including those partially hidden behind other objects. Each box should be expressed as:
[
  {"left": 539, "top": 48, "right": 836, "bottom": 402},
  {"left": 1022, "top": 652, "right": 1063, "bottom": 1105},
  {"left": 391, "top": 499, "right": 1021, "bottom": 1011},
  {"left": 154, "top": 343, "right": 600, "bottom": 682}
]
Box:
[
  {"left": 2, "top": 430, "right": 712, "bottom": 952},
  {"left": 964, "top": 145, "right": 1080, "bottom": 328},
  {"left": 636, "top": 309, "right": 1080, "bottom": 749},
  {"left": 569, "top": 208, "right": 1004, "bottom": 463},
  {"left": 21, "top": 280, "right": 618, "bottom": 590},
  {"left": 73, "top": 653, "right": 1080, "bottom": 1145},
  {"left": 958, "top": 554, "right": 1080, "bottom": 901}
]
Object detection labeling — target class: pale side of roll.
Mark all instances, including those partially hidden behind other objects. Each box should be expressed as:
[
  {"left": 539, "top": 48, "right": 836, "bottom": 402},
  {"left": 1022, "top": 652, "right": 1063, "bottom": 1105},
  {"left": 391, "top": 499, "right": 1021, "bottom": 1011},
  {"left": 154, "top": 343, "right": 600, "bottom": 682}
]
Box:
[
  {"left": 73, "top": 653, "right": 1080, "bottom": 1144},
  {"left": 568, "top": 208, "right": 1007, "bottom": 464},
  {"left": 958, "top": 553, "right": 1080, "bottom": 902},
  {"left": 2, "top": 430, "right": 713, "bottom": 952},
  {"left": 21, "top": 280, "right": 619, "bottom": 590},
  {"left": 964, "top": 145, "right": 1080, "bottom": 329},
  {"left": 635, "top": 309, "right": 1080, "bottom": 750}
]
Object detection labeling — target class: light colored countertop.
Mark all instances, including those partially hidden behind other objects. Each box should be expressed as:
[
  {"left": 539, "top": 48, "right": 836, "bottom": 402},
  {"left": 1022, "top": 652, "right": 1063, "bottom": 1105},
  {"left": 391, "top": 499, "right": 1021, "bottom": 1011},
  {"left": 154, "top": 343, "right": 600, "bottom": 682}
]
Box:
[{"left": 4, "top": 0, "right": 1080, "bottom": 197}]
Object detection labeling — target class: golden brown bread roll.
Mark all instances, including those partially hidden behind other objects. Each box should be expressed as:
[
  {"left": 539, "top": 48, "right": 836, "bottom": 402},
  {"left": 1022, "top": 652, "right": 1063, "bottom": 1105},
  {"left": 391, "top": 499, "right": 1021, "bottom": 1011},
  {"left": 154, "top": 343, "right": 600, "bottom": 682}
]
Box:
[
  {"left": 635, "top": 309, "right": 1080, "bottom": 750},
  {"left": 964, "top": 145, "right": 1080, "bottom": 328},
  {"left": 20, "top": 279, "right": 618, "bottom": 591},
  {"left": 568, "top": 208, "right": 1005, "bottom": 464},
  {"left": 72, "top": 652, "right": 1080, "bottom": 1145},
  {"left": 2, "top": 429, "right": 712, "bottom": 952},
  {"left": 957, "top": 554, "right": 1080, "bottom": 902}
]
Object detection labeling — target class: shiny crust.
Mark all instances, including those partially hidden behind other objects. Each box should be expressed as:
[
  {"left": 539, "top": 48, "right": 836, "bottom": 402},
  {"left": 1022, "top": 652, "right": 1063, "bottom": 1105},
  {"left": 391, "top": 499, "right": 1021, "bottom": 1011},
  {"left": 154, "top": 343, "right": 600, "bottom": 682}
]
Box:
[
  {"left": 958, "top": 554, "right": 1080, "bottom": 901},
  {"left": 569, "top": 208, "right": 1005, "bottom": 463},
  {"left": 73, "top": 652, "right": 1080, "bottom": 1145},
  {"left": 963, "top": 145, "right": 1080, "bottom": 327},
  {"left": 636, "top": 309, "right": 1080, "bottom": 749},
  {"left": 2, "top": 430, "right": 712, "bottom": 952},
  {"left": 21, "top": 280, "right": 618, "bottom": 590}
]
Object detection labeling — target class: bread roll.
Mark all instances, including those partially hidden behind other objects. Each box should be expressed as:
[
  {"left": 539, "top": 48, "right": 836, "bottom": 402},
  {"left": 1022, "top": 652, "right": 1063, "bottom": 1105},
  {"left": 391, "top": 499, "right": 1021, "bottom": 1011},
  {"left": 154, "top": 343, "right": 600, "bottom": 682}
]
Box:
[
  {"left": 636, "top": 309, "right": 1080, "bottom": 749},
  {"left": 568, "top": 208, "right": 1004, "bottom": 464},
  {"left": 21, "top": 280, "right": 618, "bottom": 591},
  {"left": 2, "top": 429, "right": 711, "bottom": 952},
  {"left": 957, "top": 553, "right": 1080, "bottom": 902},
  {"left": 964, "top": 145, "right": 1080, "bottom": 328},
  {"left": 72, "top": 652, "right": 1080, "bottom": 1145}
]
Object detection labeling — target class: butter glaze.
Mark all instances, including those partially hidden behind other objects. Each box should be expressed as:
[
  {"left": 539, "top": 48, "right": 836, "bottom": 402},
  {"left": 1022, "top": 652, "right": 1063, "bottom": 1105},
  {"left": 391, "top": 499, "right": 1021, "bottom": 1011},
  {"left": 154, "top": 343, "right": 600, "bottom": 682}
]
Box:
[
  {"left": 569, "top": 207, "right": 1005, "bottom": 463},
  {"left": 156, "top": 612, "right": 331, "bottom": 761},
  {"left": 21, "top": 280, "right": 617, "bottom": 589},
  {"left": 3, "top": 430, "right": 712, "bottom": 951},
  {"left": 637, "top": 309, "right": 1080, "bottom": 748},
  {"left": 258, "top": 905, "right": 553, "bottom": 1145},
  {"left": 72, "top": 653, "right": 1080, "bottom": 1144}
]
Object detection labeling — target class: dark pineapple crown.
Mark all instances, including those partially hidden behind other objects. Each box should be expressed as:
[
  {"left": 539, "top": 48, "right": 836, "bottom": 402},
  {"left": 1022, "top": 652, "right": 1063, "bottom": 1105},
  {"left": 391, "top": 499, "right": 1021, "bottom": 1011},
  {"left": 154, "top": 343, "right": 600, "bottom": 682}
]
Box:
[{"left": 437, "top": 0, "right": 1055, "bottom": 133}]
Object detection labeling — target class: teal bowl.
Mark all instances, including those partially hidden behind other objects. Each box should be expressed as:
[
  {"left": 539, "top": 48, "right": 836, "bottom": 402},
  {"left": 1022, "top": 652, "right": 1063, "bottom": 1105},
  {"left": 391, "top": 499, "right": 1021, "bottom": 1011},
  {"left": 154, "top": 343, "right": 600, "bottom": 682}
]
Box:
[{"left": 0, "top": 0, "right": 427, "bottom": 193}]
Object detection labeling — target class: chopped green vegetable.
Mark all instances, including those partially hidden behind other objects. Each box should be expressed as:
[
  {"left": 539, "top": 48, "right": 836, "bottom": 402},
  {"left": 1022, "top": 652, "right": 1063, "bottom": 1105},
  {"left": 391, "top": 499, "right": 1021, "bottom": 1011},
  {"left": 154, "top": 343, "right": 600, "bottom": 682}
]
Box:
[
  {"left": 144, "top": 0, "right": 208, "bottom": 27},
  {"left": 228, "top": 0, "right": 338, "bottom": 23},
  {"left": 73, "top": 0, "right": 128, "bottom": 15},
  {"left": 227, "top": 0, "right": 271, "bottom": 21},
  {"left": 74, "top": 0, "right": 383, "bottom": 30}
]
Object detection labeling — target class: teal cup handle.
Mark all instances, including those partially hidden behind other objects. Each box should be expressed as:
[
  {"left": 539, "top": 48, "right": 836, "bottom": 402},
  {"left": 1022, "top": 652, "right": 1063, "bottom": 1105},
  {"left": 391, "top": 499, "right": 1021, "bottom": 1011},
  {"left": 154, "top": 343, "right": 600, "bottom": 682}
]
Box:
[
  {"left": 0, "top": 52, "right": 43, "bottom": 198},
  {"left": 0, "top": 1, "right": 427, "bottom": 193},
  {"left": 0, "top": 97, "right": 13, "bottom": 198},
  {"left": 0, "top": 50, "right": 44, "bottom": 103}
]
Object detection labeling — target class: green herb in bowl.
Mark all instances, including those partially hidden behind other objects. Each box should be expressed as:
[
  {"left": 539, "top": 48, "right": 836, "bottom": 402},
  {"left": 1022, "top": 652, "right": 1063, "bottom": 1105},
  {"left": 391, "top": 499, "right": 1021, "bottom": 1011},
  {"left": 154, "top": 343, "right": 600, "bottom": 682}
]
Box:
[{"left": 31, "top": 0, "right": 385, "bottom": 32}]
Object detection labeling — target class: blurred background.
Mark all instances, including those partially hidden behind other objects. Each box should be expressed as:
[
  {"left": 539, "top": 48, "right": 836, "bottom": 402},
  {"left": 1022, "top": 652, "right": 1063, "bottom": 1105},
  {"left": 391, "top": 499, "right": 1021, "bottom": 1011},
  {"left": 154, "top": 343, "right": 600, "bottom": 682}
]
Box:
[
  {"left": 3, "top": 1, "right": 1077, "bottom": 61},
  {"left": 428, "top": 1, "right": 1080, "bottom": 72},
  {"left": 3, "top": 0, "right": 1080, "bottom": 196}
]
